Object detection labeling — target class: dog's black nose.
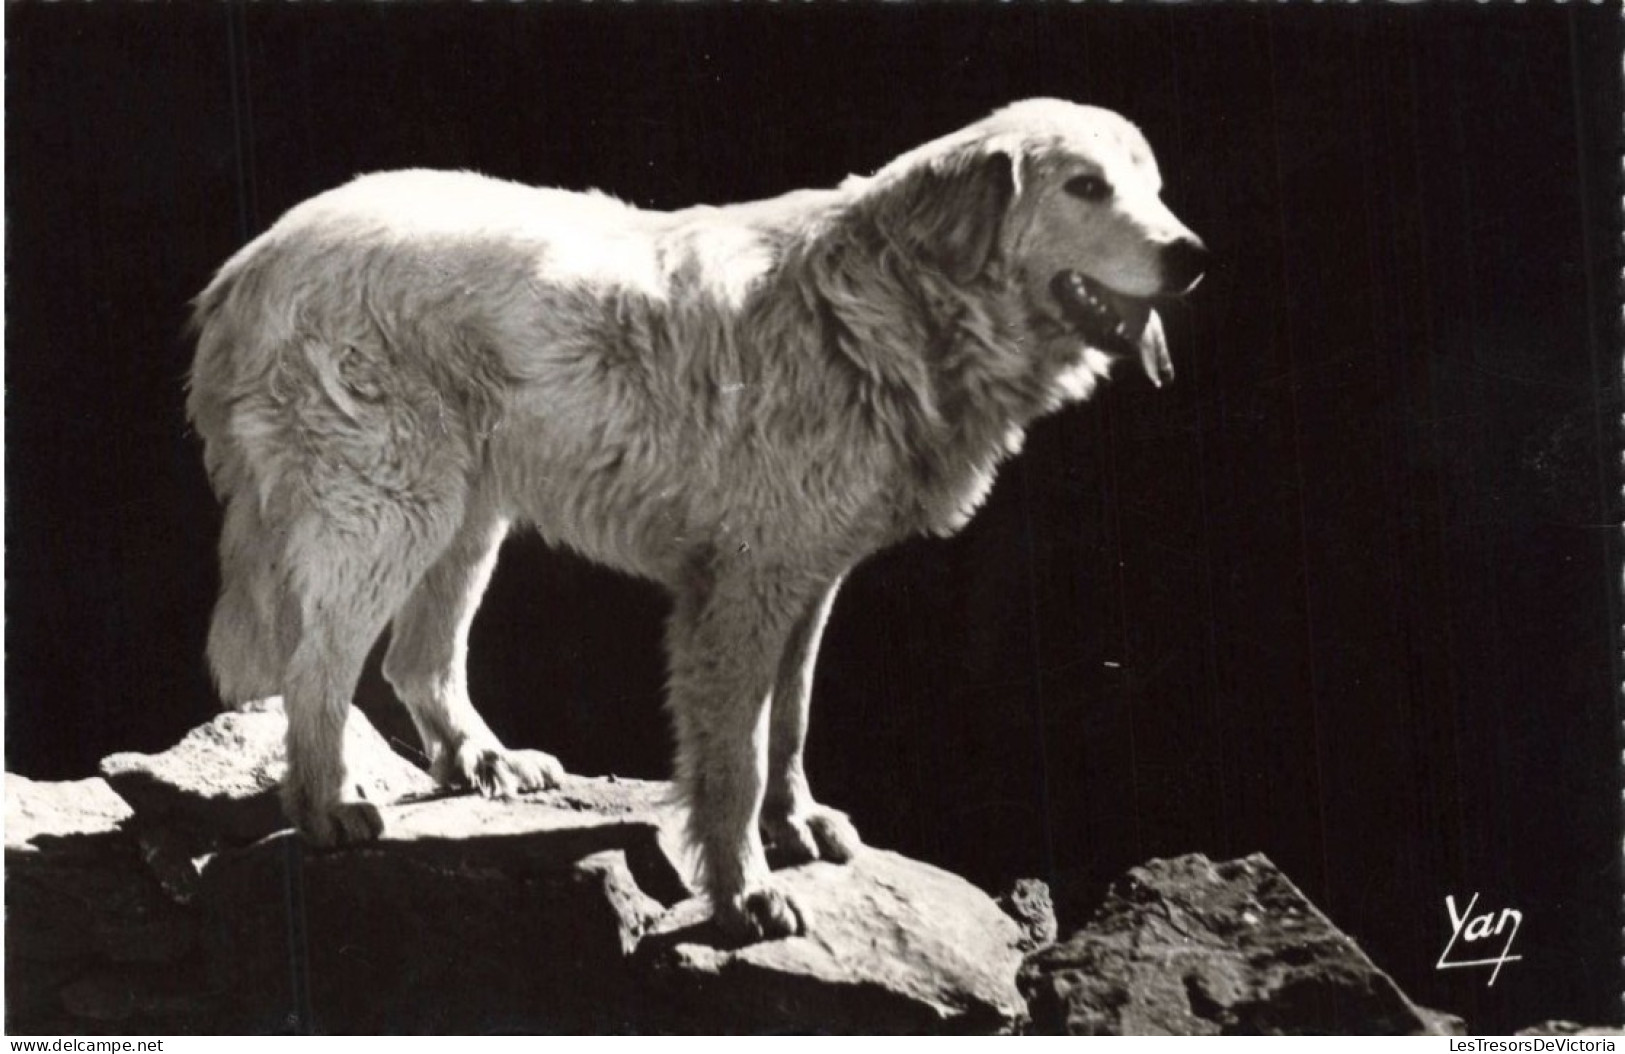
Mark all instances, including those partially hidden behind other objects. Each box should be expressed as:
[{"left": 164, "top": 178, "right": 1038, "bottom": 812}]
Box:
[{"left": 1160, "top": 236, "right": 1210, "bottom": 295}]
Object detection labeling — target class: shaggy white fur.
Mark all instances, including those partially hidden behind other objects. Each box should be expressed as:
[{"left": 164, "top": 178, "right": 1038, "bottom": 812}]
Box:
[{"left": 187, "top": 98, "right": 1205, "bottom": 941}]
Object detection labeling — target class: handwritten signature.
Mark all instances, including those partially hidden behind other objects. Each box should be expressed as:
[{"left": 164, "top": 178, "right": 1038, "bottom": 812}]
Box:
[{"left": 1437, "top": 892, "right": 1523, "bottom": 986}]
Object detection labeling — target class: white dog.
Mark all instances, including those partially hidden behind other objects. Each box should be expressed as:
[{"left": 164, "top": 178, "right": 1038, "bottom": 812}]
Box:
[{"left": 188, "top": 99, "right": 1206, "bottom": 940}]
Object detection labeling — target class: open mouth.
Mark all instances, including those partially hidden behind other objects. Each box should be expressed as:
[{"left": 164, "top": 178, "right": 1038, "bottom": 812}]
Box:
[{"left": 1050, "top": 270, "right": 1174, "bottom": 387}]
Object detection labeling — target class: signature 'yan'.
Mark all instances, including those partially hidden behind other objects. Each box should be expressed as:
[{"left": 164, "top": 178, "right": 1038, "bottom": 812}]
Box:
[{"left": 1437, "top": 893, "right": 1523, "bottom": 987}]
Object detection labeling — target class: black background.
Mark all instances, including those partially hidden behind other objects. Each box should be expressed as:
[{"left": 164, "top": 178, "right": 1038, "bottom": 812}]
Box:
[{"left": 6, "top": 3, "right": 1620, "bottom": 1034}]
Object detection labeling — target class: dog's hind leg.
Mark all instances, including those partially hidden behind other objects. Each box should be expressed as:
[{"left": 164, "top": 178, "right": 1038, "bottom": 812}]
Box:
[
  {"left": 759, "top": 576, "right": 863, "bottom": 869},
  {"left": 277, "top": 504, "right": 458, "bottom": 846},
  {"left": 205, "top": 494, "right": 288, "bottom": 707},
  {"left": 667, "top": 560, "right": 826, "bottom": 941},
  {"left": 382, "top": 500, "right": 563, "bottom": 798}
]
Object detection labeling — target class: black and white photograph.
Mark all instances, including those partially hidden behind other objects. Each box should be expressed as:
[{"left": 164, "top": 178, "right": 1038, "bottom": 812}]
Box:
[{"left": 5, "top": 2, "right": 1621, "bottom": 1036}]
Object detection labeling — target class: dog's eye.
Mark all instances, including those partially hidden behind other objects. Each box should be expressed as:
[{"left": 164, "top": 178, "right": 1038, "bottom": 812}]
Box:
[{"left": 1064, "top": 175, "right": 1111, "bottom": 202}]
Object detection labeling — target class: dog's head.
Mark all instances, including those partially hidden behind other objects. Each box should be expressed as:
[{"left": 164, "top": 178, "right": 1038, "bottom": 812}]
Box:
[{"left": 865, "top": 99, "right": 1207, "bottom": 389}]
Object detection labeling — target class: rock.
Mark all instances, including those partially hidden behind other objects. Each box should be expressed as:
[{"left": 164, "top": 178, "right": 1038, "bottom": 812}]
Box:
[
  {"left": 27, "top": 703, "right": 1502, "bottom": 1035},
  {"left": 998, "top": 878, "right": 1058, "bottom": 952},
  {"left": 6, "top": 958, "right": 83, "bottom": 1032},
  {"left": 96, "top": 701, "right": 438, "bottom": 906},
  {"left": 130, "top": 824, "right": 215, "bottom": 906},
  {"left": 59, "top": 972, "right": 137, "bottom": 1022},
  {"left": 640, "top": 850, "right": 1029, "bottom": 1034},
  {"left": 1421, "top": 1008, "right": 1470, "bottom": 1037},
  {"left": 100, "top": 699, "right": 434, "bottom": 845},
  {"left": 192, "top": 771, "right": 1024, "bottom": 1033},
  {"left": 6, "top": 775, "right": 132, "bottom": 853},
  {"left": 5, "top": 773, "right": 200, "bottom": 1034},
  {"left": 84, "top": 702, "right": 1030, "bottom": 1032},
  {"left": 1020, "top": 853, "right": 1455, "bottom": 1035},
  {"left": 8, "top": 853, "right": 197, "bottom": 967},
  {"left": 1518, "top": 1022, "right": 1625, "bottom": 1036},
  {"left": 5, "top": 773, "right": 195, "bottom": 967},
  {"left": 197, "top": 779, "right": 684, "bottom": 1033},
  {"left": 57, "top": 965, "right": 220, "bottom": 1029}
]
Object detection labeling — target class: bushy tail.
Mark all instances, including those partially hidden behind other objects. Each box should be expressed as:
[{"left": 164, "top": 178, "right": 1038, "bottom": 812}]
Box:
[
  {"left": 187, "top": 251, "right": 287, "bottom": 706},
  {"left": 186, "top": 259, "right": 254, "bottom": 503}
]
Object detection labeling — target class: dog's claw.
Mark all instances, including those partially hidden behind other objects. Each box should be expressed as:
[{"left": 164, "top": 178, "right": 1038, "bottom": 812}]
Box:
[
  {"left": 763, "top": 805, "right": 862, "bottom": 869},
  {"left": 331, "top": 801, "right": 386, "bottom": 844},
  {"left": 805, "top": 809, "right": 862, "bottom": 863},
  {"left": 291, "top": 799, "right": 385, "bottom": 847},
  {"left": 717, "top": 887, "right": 804, "bottom": 942},
  {"left": 764, "top": 823, "right": 819, "bottom": 869},
  {"left": 444, "top": 744, "right": 565, "bottom": 798}
]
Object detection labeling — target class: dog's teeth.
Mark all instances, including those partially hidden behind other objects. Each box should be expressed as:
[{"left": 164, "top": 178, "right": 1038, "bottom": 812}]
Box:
[{"left": 1057, "top": 271, "right": 1134, "bottom": 344}]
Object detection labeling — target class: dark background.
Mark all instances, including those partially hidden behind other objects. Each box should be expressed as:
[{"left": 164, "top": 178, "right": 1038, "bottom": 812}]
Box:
[{"left": 6, "top": 4, "right": 1620, "bottom": 1034}]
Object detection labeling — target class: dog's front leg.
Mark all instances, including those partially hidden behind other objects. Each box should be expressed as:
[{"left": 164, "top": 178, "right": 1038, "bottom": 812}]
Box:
[
  {"left": 666, "top": 562, "right": 815, "bottom": 942},
  {"left": 761, "top": 576, "right": 863, "bottom": 868}
]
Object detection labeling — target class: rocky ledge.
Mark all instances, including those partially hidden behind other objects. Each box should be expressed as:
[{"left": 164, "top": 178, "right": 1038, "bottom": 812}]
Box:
[
  {"left": 9, "top": 703, "right": 1026, "bottom": 1034},
  {"left": 5, "top": 703, "right": 1588, "bottom": 1035}
]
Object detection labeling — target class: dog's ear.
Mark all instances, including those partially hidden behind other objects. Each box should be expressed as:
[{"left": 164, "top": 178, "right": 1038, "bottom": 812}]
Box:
[{"left": 878, "top": 148, "right": 1018, "bottom": 285}]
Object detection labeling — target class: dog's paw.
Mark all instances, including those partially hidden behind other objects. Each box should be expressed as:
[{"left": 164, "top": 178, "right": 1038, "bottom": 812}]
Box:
[
  {"left": 446, "top": 744, "right": 565, "bottom": 799},
  {"left": 805, "top": 808, "right": 862, "bottom": 862},
  {"left": 763, "top": 806, "right": 863, "bottom": 869},
  {"left": 291, "top": 799, "right": 385, "bottom": 847},
  {"left": 716, "top": 887, "right": 805, "bottom": 943}
]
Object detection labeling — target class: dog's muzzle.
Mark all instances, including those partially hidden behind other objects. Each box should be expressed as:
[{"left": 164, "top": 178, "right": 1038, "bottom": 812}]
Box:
[
  {"left": 1159, "top": 236, "right": 1210, "bottom": 297},
  {"left": 1051, "top": 271, "right": 1174, "bottom": 387},
  {"left": 1050, "top": 234, "right": 1207, "bottom": 388}
]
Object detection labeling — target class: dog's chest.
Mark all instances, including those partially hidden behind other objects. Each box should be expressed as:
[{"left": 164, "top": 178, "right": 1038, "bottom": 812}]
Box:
[
  {"left": 908, "top": 423, "right": 1026, "bottom": 538},
  {"left": 913, "top": 459, "right": 1000, "bottom": 537},
  {"left": 487, "top": 404, "right": 897, "bottom": 583}
]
